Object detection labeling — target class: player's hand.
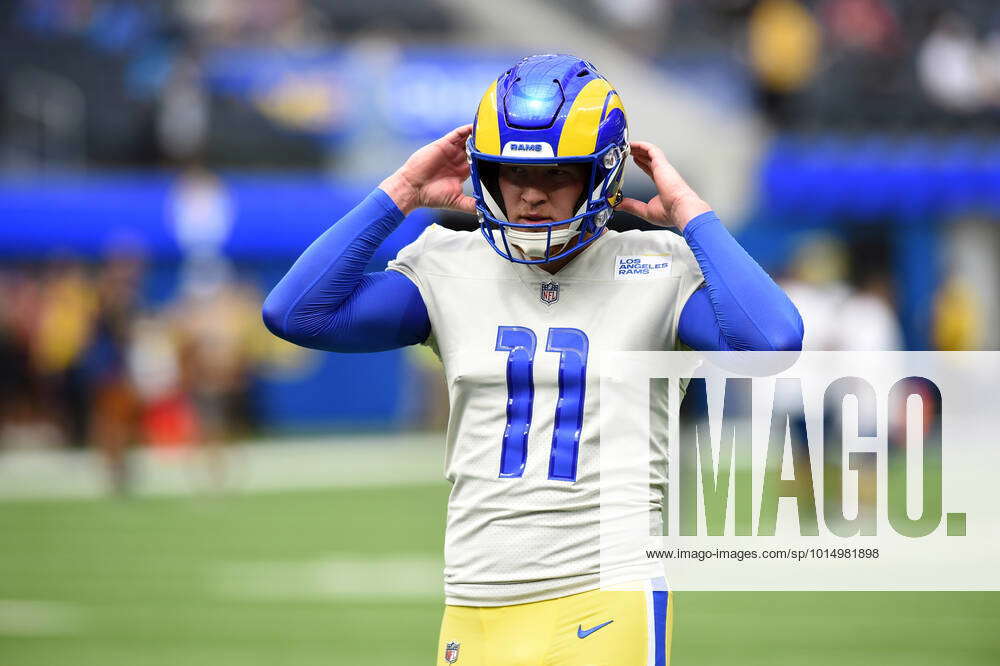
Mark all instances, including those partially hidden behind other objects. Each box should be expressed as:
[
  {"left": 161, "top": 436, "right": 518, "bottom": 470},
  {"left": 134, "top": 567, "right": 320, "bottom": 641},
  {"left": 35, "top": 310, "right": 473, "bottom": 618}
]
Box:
[
  {"left": 379, "top": 124, "right": 477, "bottom": 216},
  {"left": 618, "top": 141, "right": 712, "bottom": 232}
]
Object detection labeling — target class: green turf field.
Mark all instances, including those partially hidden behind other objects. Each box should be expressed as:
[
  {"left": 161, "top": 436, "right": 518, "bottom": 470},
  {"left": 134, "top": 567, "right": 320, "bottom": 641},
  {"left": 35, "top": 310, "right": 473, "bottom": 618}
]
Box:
[{"left": 1, "top": 484, "right": 997, "bottom": 665}]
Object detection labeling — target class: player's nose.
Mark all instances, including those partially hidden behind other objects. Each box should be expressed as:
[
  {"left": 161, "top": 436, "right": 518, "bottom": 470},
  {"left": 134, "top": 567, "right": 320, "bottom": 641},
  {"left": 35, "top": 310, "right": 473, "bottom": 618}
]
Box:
[{"left": 520, "top": 184, "right": 547, "bottom": 206}]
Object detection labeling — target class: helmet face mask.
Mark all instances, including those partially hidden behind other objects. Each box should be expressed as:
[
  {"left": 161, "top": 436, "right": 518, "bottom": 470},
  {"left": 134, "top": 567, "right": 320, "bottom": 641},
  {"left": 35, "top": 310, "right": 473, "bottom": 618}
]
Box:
[{"left": 468, "top": 54, "right": 629, "bottom": 265}]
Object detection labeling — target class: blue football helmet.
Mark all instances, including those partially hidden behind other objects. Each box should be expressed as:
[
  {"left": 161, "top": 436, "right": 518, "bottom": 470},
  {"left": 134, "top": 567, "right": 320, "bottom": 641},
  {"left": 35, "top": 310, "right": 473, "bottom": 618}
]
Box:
[{"left": 468, "top": 54, "right": 629, "bottom": 264}]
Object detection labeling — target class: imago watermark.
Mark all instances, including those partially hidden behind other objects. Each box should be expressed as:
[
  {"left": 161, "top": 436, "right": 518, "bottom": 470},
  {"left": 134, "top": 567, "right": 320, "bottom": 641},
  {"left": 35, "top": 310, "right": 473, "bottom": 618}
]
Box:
[{"left": 598, "top": 352, "right": 999, "bottom": 591}]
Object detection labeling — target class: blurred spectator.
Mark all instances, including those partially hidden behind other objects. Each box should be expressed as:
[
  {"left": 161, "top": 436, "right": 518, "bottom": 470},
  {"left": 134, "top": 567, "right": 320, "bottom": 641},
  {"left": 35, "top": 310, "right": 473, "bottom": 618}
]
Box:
[
  {"left": 169, "top": 256, "right": 266, "bottom": 445},
  {"left": 838, "top": 274, "right": 903, "bottom": 351},
  {"left": 32, "top": 256, "right": 96, "bottom": 447},
  {"left": 0, "top": 269, "right": 46, "bottom": 447},
  {"left": 933, "top": 273, "right": 984, "bottom": 350},
  {"left": 128, "top": 313, "right": 195, "bottom": 450},
  {"left": 748, "top": 0, "right": 821, "bottom": 125},
  {"left": 85, "top": 248, "right": 146, "bottom": 493},
  {"left": 917, "top": 13, "right": 985, "bottom": 113},
  {"left": 982, "top": 29, "right": 1000, "bottom": 106},
  {"left": 780, "top": 234, "right": 902, "bottom": 351},
  {"left": 820, "top": 0, "right": 900, "bottom": 55},
  {"left": 156, "top": 53, "right": 210, "bottom": 164}
]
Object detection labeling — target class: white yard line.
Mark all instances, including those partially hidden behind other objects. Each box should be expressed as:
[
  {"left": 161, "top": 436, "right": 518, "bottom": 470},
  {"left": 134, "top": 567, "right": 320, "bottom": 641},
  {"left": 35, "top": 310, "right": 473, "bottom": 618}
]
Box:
[
  {"left": 211, "top": 554, "right": 445, "bottom": 601},
  {"left": 0, "top": 600, "right": 83, "bottom": 635}
]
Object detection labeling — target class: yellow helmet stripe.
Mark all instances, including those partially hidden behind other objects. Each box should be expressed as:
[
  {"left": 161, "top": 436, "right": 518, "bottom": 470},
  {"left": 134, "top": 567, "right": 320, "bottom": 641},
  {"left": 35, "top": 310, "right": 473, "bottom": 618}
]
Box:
[
  {"left": 556, "top": 78, "right": 613, "bottom": 157},
  {"left": 474, "top": 79, "right": 501, "bottom": 155}
]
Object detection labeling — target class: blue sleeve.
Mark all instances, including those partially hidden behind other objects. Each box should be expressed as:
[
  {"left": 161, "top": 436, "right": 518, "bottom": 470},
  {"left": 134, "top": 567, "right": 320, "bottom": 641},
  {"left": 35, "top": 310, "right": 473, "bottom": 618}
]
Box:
[
  {"left": 261, "top": 188, "right": 431, "bottom": 353},
  {"left": 677, "top": 212, "right": 803, "bottom": 352}
]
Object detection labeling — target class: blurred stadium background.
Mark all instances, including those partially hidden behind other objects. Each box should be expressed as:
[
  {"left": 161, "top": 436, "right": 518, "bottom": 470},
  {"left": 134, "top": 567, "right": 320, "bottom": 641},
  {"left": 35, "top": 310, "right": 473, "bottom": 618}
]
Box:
[{"left": 0, "top": 0, "right": 998, "bottom": 664}]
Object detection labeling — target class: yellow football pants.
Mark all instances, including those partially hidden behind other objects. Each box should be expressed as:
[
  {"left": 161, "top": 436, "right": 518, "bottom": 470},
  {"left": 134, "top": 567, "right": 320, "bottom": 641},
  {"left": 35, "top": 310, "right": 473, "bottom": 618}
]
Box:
[{"left": 435, "top": 580, "right": 672, "bottom": 665}]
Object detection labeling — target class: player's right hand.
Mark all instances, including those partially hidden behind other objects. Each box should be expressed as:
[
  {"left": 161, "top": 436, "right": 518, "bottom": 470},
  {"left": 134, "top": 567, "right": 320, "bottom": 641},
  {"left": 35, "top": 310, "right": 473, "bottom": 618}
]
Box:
[{"left": 379, "top": 124, "right": 477, "bottom": 216}]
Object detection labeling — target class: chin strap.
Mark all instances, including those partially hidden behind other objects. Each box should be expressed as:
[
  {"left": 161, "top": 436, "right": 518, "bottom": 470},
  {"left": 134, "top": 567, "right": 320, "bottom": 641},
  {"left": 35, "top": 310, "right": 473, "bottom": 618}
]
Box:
[{"left": 504, "top": 223, "right": 581, "bottom": 260}]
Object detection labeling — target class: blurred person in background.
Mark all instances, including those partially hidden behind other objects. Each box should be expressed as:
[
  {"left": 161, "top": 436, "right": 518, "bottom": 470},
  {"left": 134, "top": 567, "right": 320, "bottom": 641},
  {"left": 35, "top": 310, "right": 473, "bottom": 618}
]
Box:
[
  {"left": 933, "top": 271, "right": 984, "bottom": 350},
  {"left": 780, "top": 234, "right": 901, "bottom": 352},
  {"left": 84, "top": 246, "right": 146, "bottom": 494},
  {"left": 816, "top": 0, "right": 906, "bottom": 122},
  {"left": 156, "top": 52, "right": 210, "bottom": 165},
  {"left": 983, "top": 27, "right": 1000, "bottom": 106},
  {"left": 748, "top": 0, "right": 821, "bottom": 125},
  {"left": 263, "top": 54, "right": 803, "bottom": 665},
  {"left": 166, "top": 255, "right": 265, "bottom": 487},
  {"left": 127, "top": 312, "right": 197, "bottom": 454},
  {"left": 917, "top": 11, "right": 987, "bottom": 114},
  {"left": 32, "top": 254, "right": 97, "bottom": 448},
  {"left": 0, "top": 268, "right": 45, "bottom": 448},
  {"left": 820, "top": 0, "right": 900, "bottom": 56}
]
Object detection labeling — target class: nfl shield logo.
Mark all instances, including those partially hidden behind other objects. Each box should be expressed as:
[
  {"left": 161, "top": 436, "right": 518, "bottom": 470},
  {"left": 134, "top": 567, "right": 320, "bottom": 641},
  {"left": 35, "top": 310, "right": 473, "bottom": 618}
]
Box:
[
  {"left": 539, "top": 281, "right": 560, "bottom": 305},
  {"left": 444, "top": 641, "right": 460, "bottom": 663}
]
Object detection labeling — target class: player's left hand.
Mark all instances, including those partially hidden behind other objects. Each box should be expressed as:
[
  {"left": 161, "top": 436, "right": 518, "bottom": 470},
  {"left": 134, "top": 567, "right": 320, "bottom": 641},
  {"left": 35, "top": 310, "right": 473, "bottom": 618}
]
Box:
[{"left": 618, "top": 141, "right": 712, "bottom": 232}]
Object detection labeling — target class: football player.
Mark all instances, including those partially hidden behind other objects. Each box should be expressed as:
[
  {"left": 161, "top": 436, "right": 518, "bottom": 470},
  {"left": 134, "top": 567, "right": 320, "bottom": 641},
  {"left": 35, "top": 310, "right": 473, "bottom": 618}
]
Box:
[{"left": 263, "top": 54, "right": 803, "bottom": 665}]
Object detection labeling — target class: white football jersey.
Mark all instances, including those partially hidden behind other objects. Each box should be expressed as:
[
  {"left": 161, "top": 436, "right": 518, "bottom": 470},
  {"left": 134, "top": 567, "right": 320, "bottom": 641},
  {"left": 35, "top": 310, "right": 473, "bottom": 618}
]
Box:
[{"left": 387, "top": 225, "right": 704, "bottom": 606}]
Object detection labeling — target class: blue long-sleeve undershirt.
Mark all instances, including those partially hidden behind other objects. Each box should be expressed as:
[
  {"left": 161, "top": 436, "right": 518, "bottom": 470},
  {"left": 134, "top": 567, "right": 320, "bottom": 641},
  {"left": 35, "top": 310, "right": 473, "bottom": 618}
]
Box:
[
  {"left": 262, "top": 189, "right": 803, "bottom": 353},
  {"left": 677, "top": 211, "right": 803, "bottom": 351},
  {"left": 262, "top": 189, "right": 430, "bottom": 352}
]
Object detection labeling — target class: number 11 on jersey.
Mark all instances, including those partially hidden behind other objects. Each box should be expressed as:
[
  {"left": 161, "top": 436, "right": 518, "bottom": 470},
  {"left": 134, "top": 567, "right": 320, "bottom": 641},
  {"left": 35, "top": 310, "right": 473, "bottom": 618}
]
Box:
[{"left": 495, "top": 326, "right": 589, "bottom": 482}]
